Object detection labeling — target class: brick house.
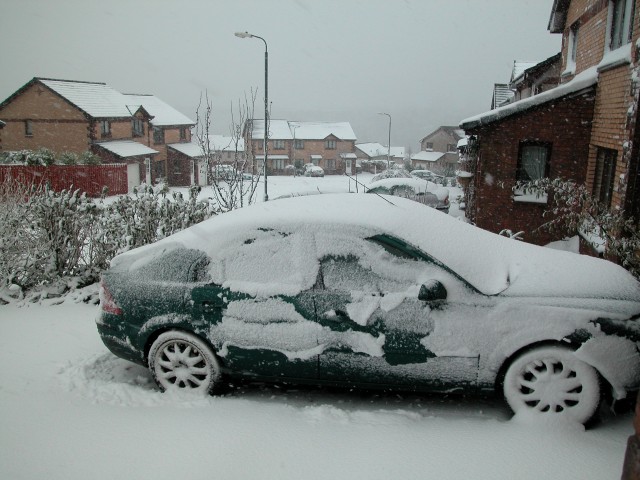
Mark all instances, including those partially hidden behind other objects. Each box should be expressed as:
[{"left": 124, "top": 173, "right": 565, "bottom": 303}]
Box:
[
  {"left": 0, "top": 77, "right": 194, "bottom": 187},
  {"left": 417, "top": 126, "right": 466, "bottom": 175},
  {"left": 459, "top": 0, "right": 640, "bottom": 249},
  {"left": 246, "top": 119, "right": 357, "bottom": 175}
]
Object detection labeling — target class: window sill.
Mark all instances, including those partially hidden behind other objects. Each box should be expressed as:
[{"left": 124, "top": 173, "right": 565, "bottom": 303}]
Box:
[
  {"left": 561, "top": 64, "right": 576, "bottom": 78},
  {"left": 597, "top": 43, "right": 632, "bottom": 73}
]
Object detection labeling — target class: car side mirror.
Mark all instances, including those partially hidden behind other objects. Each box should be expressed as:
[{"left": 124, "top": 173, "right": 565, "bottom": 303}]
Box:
[{"left": 419, "top": 280, "right": 447, "bottom": 302}]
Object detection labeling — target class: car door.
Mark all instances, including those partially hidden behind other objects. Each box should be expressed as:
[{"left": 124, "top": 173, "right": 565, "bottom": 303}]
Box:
[
  {"left": 316, "top": 234, "right": 481, "bottom": 392},
  {"left": 189, "top": 226, "right": 321, "bottom": 381}
]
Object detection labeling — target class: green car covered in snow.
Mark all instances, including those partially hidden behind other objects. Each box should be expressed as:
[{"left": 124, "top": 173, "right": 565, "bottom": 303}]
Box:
[{"left": 97, "top": 193, "right": 640, "bottom": 425}]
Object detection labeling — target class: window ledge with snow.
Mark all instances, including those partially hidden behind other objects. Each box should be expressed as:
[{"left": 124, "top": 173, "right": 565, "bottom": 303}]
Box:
[
  {"left": 597, "top": 43, "right": 632, "bottom": 73},
  {"left": 513, "top": 191, "right": 548, "bottom": 204},
  {"left": 561, "top": 64, "right": 576, "bottom": 78}
]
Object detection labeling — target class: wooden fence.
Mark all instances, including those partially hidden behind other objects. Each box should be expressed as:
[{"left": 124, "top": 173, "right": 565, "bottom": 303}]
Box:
[{"left": 0, "top": 164, "right": 128, "bottom": 197}]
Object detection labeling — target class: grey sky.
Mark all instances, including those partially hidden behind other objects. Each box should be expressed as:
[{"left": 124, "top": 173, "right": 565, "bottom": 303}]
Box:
[{"left": 1, "top": 0, "right": 560, "bottom": 152}]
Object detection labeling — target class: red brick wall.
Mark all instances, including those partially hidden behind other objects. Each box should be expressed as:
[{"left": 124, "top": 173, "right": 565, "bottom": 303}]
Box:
[
  {"left": 468, "top": 91, "right": 596, "bottom": 245},
  {"left": 0, "top": 164, "right": 128, "bottom": 197}
]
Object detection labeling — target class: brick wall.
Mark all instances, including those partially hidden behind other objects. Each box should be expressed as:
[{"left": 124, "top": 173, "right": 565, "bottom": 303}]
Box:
[
  {"left": 468, "top": 91, "right": 596, "bottom": 245},
  {"left": 0, "top": 164, "right": 128, "bottom": 197}
]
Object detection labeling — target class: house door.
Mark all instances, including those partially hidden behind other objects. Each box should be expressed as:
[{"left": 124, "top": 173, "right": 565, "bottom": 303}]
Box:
[
  {"left": 345, "top": 159, "right": 352, "bottom": 174},
  {"left": 127, "top": 162, "right": 140, "bottom": 193}
]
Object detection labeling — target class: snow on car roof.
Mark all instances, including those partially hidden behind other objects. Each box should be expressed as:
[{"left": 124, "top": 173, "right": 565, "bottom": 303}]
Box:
[
  {"left": 112, "top": 194, "right": 640, "bottom": 301},
  {"left": 367, "top": 177, "right": 448, "bottom": 198}
]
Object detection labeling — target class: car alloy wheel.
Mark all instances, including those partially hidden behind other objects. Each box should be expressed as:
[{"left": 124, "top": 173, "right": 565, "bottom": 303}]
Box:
[
  {"left": 149, "top": 331, "right": 221, "bottom": 394},
  {"left": 502, "top": 346, "right": 600, "bottom": 424}
]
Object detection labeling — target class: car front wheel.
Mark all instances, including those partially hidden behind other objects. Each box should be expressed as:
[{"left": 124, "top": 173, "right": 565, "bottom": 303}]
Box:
[
  {"left": 502, "top": 346, "right": 600, "bottom": 425},
  {"left": 148, "top": 331, "right": 221, "bottom": 394}
]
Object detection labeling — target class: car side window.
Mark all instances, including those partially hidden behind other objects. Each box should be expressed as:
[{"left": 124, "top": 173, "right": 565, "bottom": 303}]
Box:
[{"left": 321, "top": 255, "right": 383, "bottom": 293}]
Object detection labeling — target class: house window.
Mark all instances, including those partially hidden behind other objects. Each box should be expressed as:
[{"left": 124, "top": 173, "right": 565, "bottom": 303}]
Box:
[
  {"left": 610, "top": 0, "right": 633, "bottom": 50},
  {"left": 517, "top": 143, "right": 550, "bottom": 182},
  {"left": 153, "top": 127, "right": 165, "bottom": 144},
  {"left": 294, "top": 139, "right": 304, "bottom": 149},
  {"left": 180, "top": 127, "right": 187, "bottom": 141},
  {"left": 327, "top": 159, "right": 336, "bottom": 171},
  {"left": 447, "top": 144, "right": 457, "bottom": 152},
  {"left": 593, "top": 147, "right": 617, "bottom": 208},
  {"left": 24, "top": 120, "right": 33, "bottom": 136},
  {"left": 273, "top": 158, "right": 285, "bottom": 170},
  {"left": 100, "top": 120, "right": 111, "bottom": 138},
  {"left": 326, "top": 140, "right": 337, "bottom": 149},
  {"left": 424, "top": 142, "right": 434, "bottom": 150},
  {"left": 274, "top": 140, "right": 285, "bottom": 150},
  {"left": 565, "top": 23, "right": 579, "bottom": 73},
  {"left": 132, "top": 117, "right": 144, "bottom": 137}
]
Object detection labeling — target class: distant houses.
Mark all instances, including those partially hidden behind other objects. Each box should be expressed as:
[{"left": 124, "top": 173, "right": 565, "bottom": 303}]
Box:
[
  {"left": 245, "top": 119, "right": 358, "bottom": 175},
  {"left": 0, "top": 77, "right": 195, "bottom": 187},
  {"left": 411, "top": 126, "right": 465, "bottom": 175}
]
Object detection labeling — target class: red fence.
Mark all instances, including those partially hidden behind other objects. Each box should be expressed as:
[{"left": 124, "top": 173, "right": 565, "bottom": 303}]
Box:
[{"left": 0, "top": 164, "right": 128, "bottom": 197}]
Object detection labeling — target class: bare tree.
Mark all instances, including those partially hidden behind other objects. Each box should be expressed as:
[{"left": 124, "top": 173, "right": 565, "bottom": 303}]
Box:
[{"left": 194, "top": 90, "right": 261, "bottom": 211}]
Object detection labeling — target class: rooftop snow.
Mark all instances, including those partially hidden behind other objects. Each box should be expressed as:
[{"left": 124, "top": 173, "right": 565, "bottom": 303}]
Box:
[
  {"left": 123, "top": 94, "right": 194, "bottom": 126},
  {"left": 96, "top": 140, "right": 158, "bottom": 158},
  {"left": 511, "top": 60, "right": 539, "bottom": 83},
  {"left": 40, "top": 78, "right": 134, "bottom": 118},
  {"left": 112, "top": 193, "right": 640, "bottom": 302},
  {"left": 356, "top": 143, "right": 388, "bottom": 157},
  {"left": 251, "top": 120, "right": 357, "bottom": 141},
  {"left": 460, "top": 67, "right": 598, "bottom": 130},
  {"left": 168, "top": 142, "right": 204, "bottom": 157},
  {"left": 411, "top": 151, "right": 445, "bottom": 162}
]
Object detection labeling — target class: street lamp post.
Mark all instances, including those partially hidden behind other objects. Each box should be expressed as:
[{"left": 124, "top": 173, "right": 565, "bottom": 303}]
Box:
[
  {"left": 235, "top": 31, "right": 269, "bottom": 201},
  {"left": 378, "top": 112, "right": 391, "bottom": 169}
]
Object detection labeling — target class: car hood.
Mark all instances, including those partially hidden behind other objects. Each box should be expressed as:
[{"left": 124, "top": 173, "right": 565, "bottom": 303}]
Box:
[{"left": 111, "top": 194, "right": 640, "bottom": 303}]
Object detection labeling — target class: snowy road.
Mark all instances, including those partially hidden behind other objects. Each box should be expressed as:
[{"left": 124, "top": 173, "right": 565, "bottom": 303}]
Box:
[{"left": 0, "top": 296, "right": 632, "bottom": 480}]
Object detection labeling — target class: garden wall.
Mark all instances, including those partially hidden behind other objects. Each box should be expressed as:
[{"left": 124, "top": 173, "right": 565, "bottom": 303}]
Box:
[{"left": 0, "top": 164, "right": 128, "bottom": 197}]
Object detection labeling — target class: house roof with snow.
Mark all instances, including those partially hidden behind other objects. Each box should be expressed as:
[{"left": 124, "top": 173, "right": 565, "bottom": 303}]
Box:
[
  {"left": 95, "top": 140, "right": 159, "bottom": 158},
  {"left": 510, "top": 61, "right": 539, "bottom": 83},
  {"left": 250, "top": 120, "right": 357, "bottom": 141},
  {"left": 411, "top": 151, "right": 445, "bottom": 162},
  {"left": 356, "top": 143, "right": 388, "bottom": 158},
  {"left": 38, "top": 78, "right": 136, "bottom": 118},
  {"left": 168, "top": 142, "right": 204, "bottom": 158},
  {"left": 548, "top": 0, "right": 570, "bottom": 33},
  {"left": 123, "top": 94, "right": 194, "bottom": 126},
  {"left": 460, "top": 66, "right": 599, "bottom": 130}
]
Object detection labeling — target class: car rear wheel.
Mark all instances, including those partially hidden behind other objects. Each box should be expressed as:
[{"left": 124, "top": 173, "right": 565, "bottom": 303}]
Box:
[
  {"left": 148, "top": 331, "right": 221, "bottom": 394},
  {"left": 502, "top": 346, "right": 600, "bottom": 424}
]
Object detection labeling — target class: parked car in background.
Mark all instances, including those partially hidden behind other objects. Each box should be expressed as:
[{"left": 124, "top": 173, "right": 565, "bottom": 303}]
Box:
[
  {"left": 97, "top": 193, "right": 640, "bottom": 426},
  {"left": 366, "top": 177, "right": 449, "bottom": 212},
  {"left": 411, "top": 169, "right": 444, "bottom": 182},
  {"left": 304, "top": 165, "right": 324, "bottom": 177}
]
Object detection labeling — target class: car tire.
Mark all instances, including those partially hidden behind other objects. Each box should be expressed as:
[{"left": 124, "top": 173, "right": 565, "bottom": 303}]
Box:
[
  {"left": 148, "top": 331, "right": 222, "bottom": 395},
  {"left": 502, "top": 345, "right": 601, "bottom": 425}
]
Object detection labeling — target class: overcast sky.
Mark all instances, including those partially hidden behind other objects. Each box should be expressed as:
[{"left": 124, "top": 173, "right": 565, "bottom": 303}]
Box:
[{"left": 1, "top": 0, "right": 560, "bottom": 152}]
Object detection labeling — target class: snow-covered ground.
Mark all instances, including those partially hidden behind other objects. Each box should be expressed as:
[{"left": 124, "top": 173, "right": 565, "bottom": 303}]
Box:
[{"left": 0, "top": 174, "right": 633, "bottom": 480}]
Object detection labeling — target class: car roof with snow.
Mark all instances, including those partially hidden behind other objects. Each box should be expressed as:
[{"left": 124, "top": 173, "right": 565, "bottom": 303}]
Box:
[
  {"left": 111, "top": 193, "right": 640, "bottom": 302},
  {"left": 367, "top": 177, "right": 449, "bottom": 200}
]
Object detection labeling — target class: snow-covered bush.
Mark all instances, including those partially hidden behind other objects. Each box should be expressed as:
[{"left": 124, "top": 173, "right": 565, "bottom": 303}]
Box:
[
  {"left": 517, "top": 177, "right": 640, "bottom": 278},
  {"left": 0, "top": 179, "right": 216, "bottom": 291},
  {"left": 371, "top": 168, "right": 413, "bottom": 183}
]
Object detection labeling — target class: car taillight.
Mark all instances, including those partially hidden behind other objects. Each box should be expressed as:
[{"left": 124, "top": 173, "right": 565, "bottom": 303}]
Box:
[{"left": 99, "top": 280, "right": 122, "bottom": 315}]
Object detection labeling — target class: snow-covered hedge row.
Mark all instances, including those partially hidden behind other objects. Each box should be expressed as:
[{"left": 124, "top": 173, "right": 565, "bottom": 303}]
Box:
[
  {"left": 0, "top": 179, "right": 216, "bottom": 292},
  {"left": 0, "top": 148, "right": 101, "bottom": 166}
]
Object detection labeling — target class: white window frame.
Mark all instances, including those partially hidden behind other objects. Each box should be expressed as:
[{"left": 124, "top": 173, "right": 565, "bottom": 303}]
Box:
[
  {"left": 563, "top": 23, "right": 579, "bottom": 76},
  {"left": 607, "top": 0, "right": 633, "bottom": 52}
]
